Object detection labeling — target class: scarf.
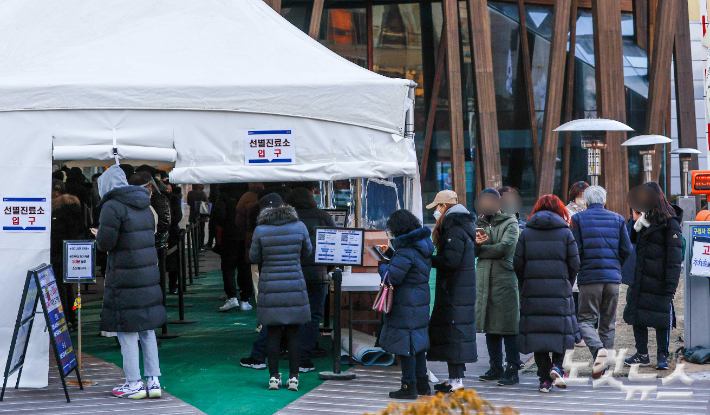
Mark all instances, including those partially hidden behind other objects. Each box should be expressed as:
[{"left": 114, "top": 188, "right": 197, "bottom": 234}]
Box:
[{"left": 633, "top": 212, "right": 651, "bottom": 232}]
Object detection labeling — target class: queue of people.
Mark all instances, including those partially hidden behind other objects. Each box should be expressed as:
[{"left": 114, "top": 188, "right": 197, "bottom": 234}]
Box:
[{"left": 50, "top": 165, "right": 684, "bottom": 398}]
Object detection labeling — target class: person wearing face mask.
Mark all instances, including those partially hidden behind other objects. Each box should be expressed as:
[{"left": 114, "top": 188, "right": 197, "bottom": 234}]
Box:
[
  {"left": 426, "top": 190, "right": 477, "bottom": 394},
  {"left": 623, "top": 182, "right": 682, "bottom": 370},
  {"left": 474, "top": 188, "right": 522, "bottom": 386},
  {"left": 498, "top": 187, "right": 525, "bottom": 233},
  {"left": 564, "top": 181, "right": 589, "bottom": 347},
  {"left": 565, "top": 181, "right": 589, "bottom": 218},
  {"left": 570, "top": 186, "right": 632, "bottom": 377}
]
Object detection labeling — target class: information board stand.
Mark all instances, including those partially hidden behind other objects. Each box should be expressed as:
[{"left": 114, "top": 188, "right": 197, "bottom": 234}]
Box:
[
  {"left": 1, "top": 264, "right": 83, "bottom": 402},
  {"left": 63, "top": 240, "right": 98, "bottom": 387},
  {"left": 314, "top": 227, "right": 364, "bottom": 381}
]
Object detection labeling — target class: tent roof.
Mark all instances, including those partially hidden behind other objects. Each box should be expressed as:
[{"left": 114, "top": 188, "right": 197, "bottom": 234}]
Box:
[{"left": 0, "top": 0, "right": 414, "bottom": 135}]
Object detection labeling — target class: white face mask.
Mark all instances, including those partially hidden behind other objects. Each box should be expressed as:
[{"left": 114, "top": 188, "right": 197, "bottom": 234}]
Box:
[
  {"left": 575, "top": 197, "right": 586, "bottom": 208},
  {"left": 433, "top": 210, "right": 442, "bottom": 220}
]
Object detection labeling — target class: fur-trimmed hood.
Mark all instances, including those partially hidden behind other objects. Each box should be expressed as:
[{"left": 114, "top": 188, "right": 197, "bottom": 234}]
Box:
[
  {"left": 257, "top": 205, "right": 299, "bottom": 226},
  {"left": 441, "top": 205, "right": 478, "bottom": 240},
  {"left": 392, "top": 227, "right": 434, "bottom": 258}
]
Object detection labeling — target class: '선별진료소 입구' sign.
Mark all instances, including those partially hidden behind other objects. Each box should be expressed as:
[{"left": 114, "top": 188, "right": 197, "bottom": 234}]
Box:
[
  {"left": 1, "top": 198, "right": 50, "bottom": 231},
  {"left": 244, "top": 130, "right": 295, "bottom": 165}
]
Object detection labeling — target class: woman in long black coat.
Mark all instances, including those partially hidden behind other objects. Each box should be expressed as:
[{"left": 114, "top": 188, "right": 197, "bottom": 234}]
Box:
[
  {"left": 514, "top": 195, "right": 580, "bottom": 393},
  {"left": 427, "top": 199, "right": 477, "bottom": 394},
  {"left": 623, "top": 182, "right": 683, "bottom": 370},
  {"left": 378, "top": 210, "right": 434, "bottom": 400}
]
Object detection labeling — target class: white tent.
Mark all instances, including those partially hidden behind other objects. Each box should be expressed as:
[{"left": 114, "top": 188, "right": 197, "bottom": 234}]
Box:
[{"left": 0, "top": 0, "right": 419, "bottom": 388}]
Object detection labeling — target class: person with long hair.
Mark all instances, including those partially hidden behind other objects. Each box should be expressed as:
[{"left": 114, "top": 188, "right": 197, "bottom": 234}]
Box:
[
  {"left": 474, "top": 188, "right": 522, "bottom": 386},
  {"left": 565, "top": 181, "right": 590, "bottom": 218},
  {"left": 571, "top": 186, "right": 632, "bottom": 378},
  {"left": 623, "top": 182, "right": 683, "bottom": 370},
  {"left": 514, "top": 195, "right": 580, "bottom": 392},
  {"left": 378, "top": 209, "right": 434, "bottom": 399},
  {"left": 426, "top": 190, "right": 477, "bottom": 394}
]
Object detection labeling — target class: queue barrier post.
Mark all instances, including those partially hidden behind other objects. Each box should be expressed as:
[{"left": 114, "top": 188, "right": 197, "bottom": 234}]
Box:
[
  {"left": 169, "top": 229, "right": 196, "bottom": 325},
  {"left": 318, "top": 268, "right": 356, "bottom": 380},
  {"left": 156, "top": 247, "right": 179, "bottom": 339}
]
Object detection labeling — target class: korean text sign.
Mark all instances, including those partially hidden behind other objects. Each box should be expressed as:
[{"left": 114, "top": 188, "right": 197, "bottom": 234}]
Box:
[
  {"left": 63, "top": 241, "right": 95, "bottom": 283},
  {"left": 690, "top": 233, "right": 710, "bottom": 277},
  {"left": 244, "top": 130, "right": 295, "bottom": 165},
  {"left": 1, "top": 198, "right": 50, "bottom": 231},
  {"left": 314, "top": 227, "right": 364, "bottom": 266}
]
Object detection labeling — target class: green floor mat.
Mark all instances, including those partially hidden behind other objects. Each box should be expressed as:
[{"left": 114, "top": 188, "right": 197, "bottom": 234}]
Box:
[{"left": 74, "top": 269, "right": 335, "bottom": 415}]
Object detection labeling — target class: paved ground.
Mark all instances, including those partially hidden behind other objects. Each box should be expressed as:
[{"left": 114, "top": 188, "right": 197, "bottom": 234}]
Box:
[
  {"left": 278, "top": 333, "right": 709, "bottom": 415},
  {"left": 0, "top": 354, "right": 205, "bottom": 414}
]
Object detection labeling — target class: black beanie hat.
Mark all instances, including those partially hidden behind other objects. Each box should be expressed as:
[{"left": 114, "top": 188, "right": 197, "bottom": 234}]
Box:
[{"left": 259, "top": 193, "right": 284, "bottom": 210}]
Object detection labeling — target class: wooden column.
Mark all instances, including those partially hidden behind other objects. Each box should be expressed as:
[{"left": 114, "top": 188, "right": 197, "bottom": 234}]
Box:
[
  {"left": 309, "top": 0, "right": 325, "bottom": 39},
  {"left": 644, "top": 0, "right": 675, "bottom": 181},
  {"left": 592, "top": 0, "right": 629, "bottom": 214},
  {"left": 517, "top": 0, "right": 541, "bottom": 180},
  {"left": 537, "top": 0, "right": 572, "bottom": 198},
  {"left": 466, "top": 0, "right": 502, "bottom": 190},
  {"left": 673, "top": 0, "right": 699, "bottom": 170},
  {"left": 420, "top": 32, "right": 447, "bottom": 180},
  {"left": 264, "top": 0, "right": 281, "bottom": 14},
  {"left": 560, "top": 0, "right": 579, "bottom": 199},
  {"left": 442, "top": 0, "right": 467, "bottom": 204},
  {"left": 633, "top": 0, "right": 649, "bottom": 51}
]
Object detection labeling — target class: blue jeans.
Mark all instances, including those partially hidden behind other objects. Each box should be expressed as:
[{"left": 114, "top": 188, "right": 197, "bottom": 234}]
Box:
[
  {"left": 486, "top": 333, "right": 521, "bottom": 368},
  {"left": 251, "top": 283, "right": 328, "bottom": 363}
]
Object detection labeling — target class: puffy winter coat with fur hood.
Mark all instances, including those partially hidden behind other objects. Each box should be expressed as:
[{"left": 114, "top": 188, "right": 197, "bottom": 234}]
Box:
[{"left": 250, "top": 205, "right": 312, "bottom": 326}]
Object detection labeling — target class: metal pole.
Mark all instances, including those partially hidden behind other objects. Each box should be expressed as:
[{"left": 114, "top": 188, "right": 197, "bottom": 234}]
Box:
[
  {"left": 318, "top": 268, "right": 356, "bottom": 380},
  {"left": 170, "top": 231, "right": 196, "bottom": 325},
  {"left": 156, "top": 248, "right": 179, "bottom": 338},
  {"left": 642, "top": 152, "right": 654, "bottom": 183},
  {"left": 681, "top": 158, "right": 690, "bottom": 196}
]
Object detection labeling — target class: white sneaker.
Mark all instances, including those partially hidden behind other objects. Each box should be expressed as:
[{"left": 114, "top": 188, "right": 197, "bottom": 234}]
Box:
[
  {"left": 255, "top": 325, "right": 262, "bottom": 333},
  {"left": 219, "top": 298, "right": 239, "bottom": 312},
  {"left": 240, "top": 300, "right": 253, "bottom": 311},
  {"left": 450, "top": 378, "right": 464, "bottom": 391},
  {"left": 269, "top": 374, "right": 282, "bottom": 390},
  {"left": 287, "top": 377, "right": 299, "bottom": 391},
  {"left": 112, "top": 382, "right": 147, "bottom": 399},
  {"left": 146, "top": 377, "right": 162, "bottom": 399}
]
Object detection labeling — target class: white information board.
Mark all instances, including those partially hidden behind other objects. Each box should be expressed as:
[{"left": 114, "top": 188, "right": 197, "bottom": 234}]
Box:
[
  {"left": 690, "top": 238, "right": 710, "bottom": 278},
  {"left": 244, "top": 130, "right": 295, "bottom": 165},
  {"left": 314, "top": 227, "right": 364, "bottom": 266},
  {"left": 1, "top": 197, "right": 50, "bottom": 232},
  {"left": 63, "top": 240, "right": 96, "bottom": 283}
]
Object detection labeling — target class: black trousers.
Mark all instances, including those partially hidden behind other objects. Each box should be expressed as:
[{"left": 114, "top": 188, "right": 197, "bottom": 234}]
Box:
[
  {"left": 486, "top": 333, "right": 521, "bottom": 368},
  {"left": 220, "top": 240, "right": 253, "bottom": 301},
  {"left": 534, "top": 352, "right": 564, "bottom": 382},
  {"left": 400, "top": 351, "right": 427, "bottom": 383},
  {"left": 267, "top": 324, "right": 300, "bottom": 377},
  {"left": 448, "top": 363, "right": 466, "bottom": 379},
  {"left": 633, "top": 325, "right": 670, "bottom": 356},
  {"left": 235, "top": 242, "right": 253, "bottom": 302}
]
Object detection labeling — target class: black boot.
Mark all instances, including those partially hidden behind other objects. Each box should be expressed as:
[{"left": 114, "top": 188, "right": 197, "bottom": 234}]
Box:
[
  {"left": 389, "top": 380, "right": 418, "bottom": 400},
  {"left": 497, "top": 364, "right": 519, "bottom": 386},
  {"left": 478, "top": 365, "right": 504, "bottom": 382},
  {"left": 416, "top": 377, "right": 431, "bottom": 396}
]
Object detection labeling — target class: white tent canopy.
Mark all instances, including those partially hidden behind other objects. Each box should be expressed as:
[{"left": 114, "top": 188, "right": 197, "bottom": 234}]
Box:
[{"left": 0, "top": 0, "right": 420, "bottom": 389}]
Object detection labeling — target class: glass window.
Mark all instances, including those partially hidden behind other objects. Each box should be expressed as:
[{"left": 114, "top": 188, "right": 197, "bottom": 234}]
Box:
[{"left": 318, "top": 8, "right": 368, "bottom": 68}]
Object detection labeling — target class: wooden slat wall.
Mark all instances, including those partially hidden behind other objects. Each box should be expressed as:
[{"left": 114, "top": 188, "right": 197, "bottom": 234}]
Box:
[
  {"left": 467, "top": 0, "right": 503, "bottom": 190},
  {"left": 442, "top": 0, "right": 467, "bottom": 204},
  {"left": 517, "top": 0, "right": 540, "bottom": 180},
  {"left": 309, "top": 0, "right": 325, "bottom": 39},
  {"left": 420, "top": 32, "right": 447, "bottom": 180},
  {"left": 634, "top": 0, "right": 648, "bottom": 51},
  {"left": 644, "top": 0, "right": 675, "bottom": 182},
  {"left": 265, "top": 0, "right": 282, "bottom": 13},
  {"left": 592, "top": 0, "right": 629, "bottom": 215},
  {"left": 537, "top": 0, "right": 571, "bottom": 198},
  {"left": 674, "top": 0, "right": 700, "bottom": 170}
]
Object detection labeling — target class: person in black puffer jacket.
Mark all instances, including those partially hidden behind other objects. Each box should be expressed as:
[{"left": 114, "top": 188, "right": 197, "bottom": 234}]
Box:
[
  {"left": 96, "top": 165, "right": 166, "bottom": 399},
  {"left": 166, "top": 182, "right": 183, "bottom": 294},
  {"left": 378, "top": 210, "right": 434, "bottom": 400},
  {"left": 427, "top": 190, "right": 477, "bottom": 395},
  {"left": 288, "top": 186, "right": 335, "bottom": 369},
  {"left": 51, "top": 192, "right": 92, "bottom": 328},
  {"left": 129, "top": 171, "right": 171, "bottom": 250},
  {"left": 514, "top": 195, "right": 580, "bottom": 393},
  {"left": 623, "top": 182, "right": 683, "bottom": 370},
  {"left": 249, "top": 194, "right": 312, "bottom": 391}
]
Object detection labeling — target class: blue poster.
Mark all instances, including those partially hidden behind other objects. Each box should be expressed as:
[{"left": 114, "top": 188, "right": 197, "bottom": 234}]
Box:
[{"left": 37, "top": 267, "right": 77, "bottom": 376}]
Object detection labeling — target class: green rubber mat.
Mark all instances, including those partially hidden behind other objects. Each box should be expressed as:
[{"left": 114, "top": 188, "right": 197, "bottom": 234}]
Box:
[{"left": 74, "top": 268, "right": 335, "bottom": 415}]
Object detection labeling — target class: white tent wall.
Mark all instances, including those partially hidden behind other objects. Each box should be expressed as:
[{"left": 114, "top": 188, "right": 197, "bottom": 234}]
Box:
[{"left": 0, "top": 110, "right": 53, "bottom": 388}]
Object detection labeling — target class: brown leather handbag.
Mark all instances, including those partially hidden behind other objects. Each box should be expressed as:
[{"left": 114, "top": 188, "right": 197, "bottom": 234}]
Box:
[{"left": 372, "top": 272, "right": 394, "bottom": 314}]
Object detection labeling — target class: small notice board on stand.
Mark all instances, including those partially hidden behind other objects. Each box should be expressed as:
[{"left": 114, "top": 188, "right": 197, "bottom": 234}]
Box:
[
  {"left": 314, "top": 227, "right": 364, "bottom": 266},
  {"left": 1, "top": 264, "right": 82, "bottom": 402}
]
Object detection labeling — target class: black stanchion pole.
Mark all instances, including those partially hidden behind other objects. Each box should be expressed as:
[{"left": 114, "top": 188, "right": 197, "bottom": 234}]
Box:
[
  {"left": 156, "top": 248, "right": 179, "bottom": 339},
  {"left": 193, "top": 223, "right": 200, "bottom": 277},
  {"left": 168, "top": 230, "right": 193, "bottom": 309},
  {"left": 186, "top": 223, "right": 194, "bottom": 285},
  {"left": 170, "top": 230, "right": 196, "bottom": 325},
  {"left": 319, "top": 268, "right": 356, "bottom": 380}
]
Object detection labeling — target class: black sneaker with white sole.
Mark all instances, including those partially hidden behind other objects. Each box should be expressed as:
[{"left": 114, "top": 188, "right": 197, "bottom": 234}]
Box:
[
  {"left": 240, "top": 357, "right": 266, "bottom": 370},
  {"left": 624, "top": 353, "right": 651, "bottom": 367},
  {"left": 299, "top": 361, "right": 315, "bottom": 373}
]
